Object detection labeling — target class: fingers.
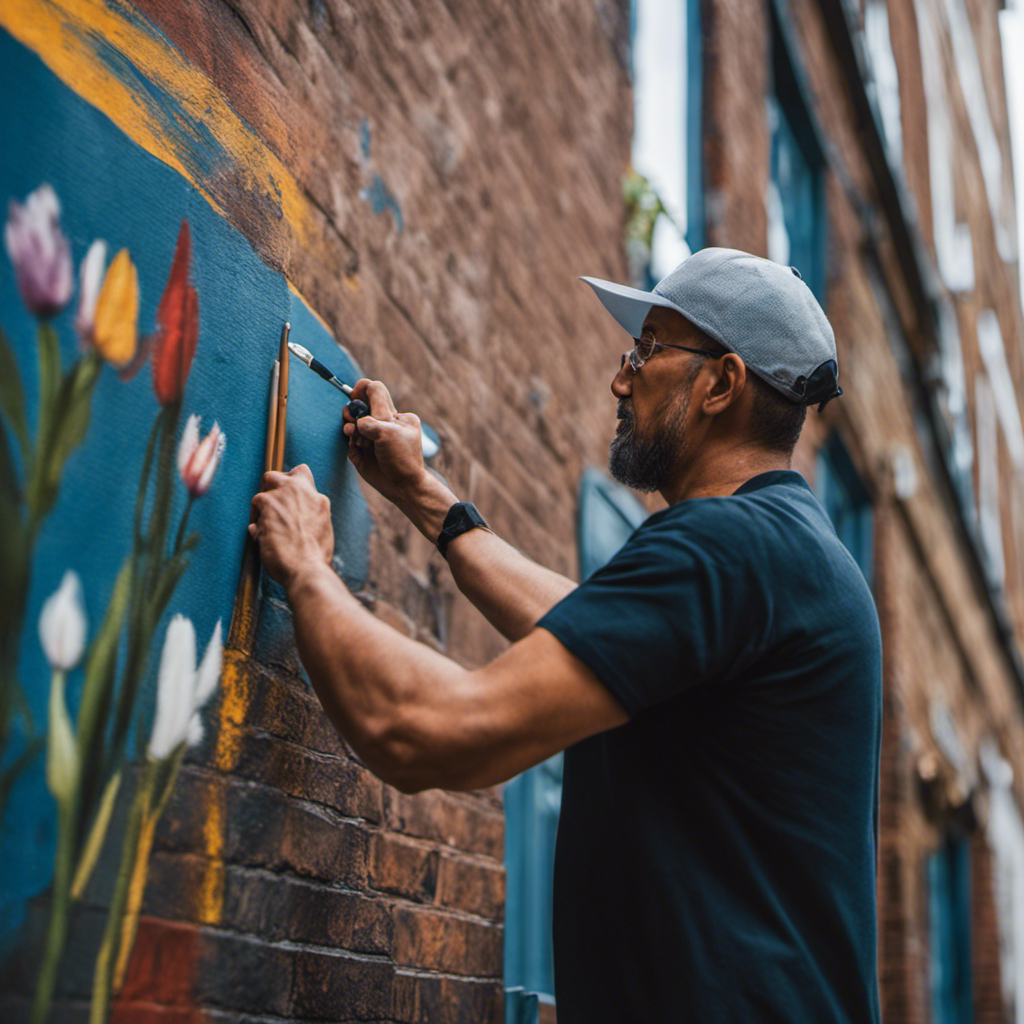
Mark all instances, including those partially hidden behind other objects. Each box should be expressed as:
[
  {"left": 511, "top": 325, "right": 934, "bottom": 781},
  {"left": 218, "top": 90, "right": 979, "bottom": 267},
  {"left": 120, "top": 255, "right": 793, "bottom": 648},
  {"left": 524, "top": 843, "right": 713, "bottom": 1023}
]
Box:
[
  {"left": 349, "top": 379, "right": 398, "bottom": 420},
  {"left": 260, "top": 464, "right": 316, "bottom": 490}
]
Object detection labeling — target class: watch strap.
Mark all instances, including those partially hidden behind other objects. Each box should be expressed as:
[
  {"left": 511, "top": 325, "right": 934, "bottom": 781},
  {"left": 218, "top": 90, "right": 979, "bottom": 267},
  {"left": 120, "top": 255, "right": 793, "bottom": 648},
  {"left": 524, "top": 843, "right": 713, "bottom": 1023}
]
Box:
[{"left": 437, "top": 502, "right": 489, "bottom": 559}]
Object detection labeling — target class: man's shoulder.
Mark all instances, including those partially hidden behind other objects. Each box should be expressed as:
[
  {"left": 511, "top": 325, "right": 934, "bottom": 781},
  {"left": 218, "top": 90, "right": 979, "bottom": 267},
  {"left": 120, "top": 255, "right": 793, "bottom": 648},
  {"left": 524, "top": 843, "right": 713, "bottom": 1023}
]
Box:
[{"left": 638, "top": 472, "right": 826, "bottom": 549}]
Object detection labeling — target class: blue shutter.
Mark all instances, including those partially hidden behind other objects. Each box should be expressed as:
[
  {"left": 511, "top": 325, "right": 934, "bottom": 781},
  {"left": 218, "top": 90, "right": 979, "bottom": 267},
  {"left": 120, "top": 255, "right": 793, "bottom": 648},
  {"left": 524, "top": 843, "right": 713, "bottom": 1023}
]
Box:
[
  {"left": 928, "top": 838, "right": 973, "bottom": 1024},
  {"left": 815, "top": 436, "right": 873, "bottom": 587},
  {"left": 503, "top": 472, "right": 646, "bottom": 1012}
]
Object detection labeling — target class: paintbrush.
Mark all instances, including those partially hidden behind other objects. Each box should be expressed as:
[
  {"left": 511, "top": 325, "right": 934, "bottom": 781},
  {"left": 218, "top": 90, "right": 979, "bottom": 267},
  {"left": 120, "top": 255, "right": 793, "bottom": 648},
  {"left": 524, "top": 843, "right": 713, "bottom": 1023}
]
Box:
[
  {"left": 272, "top": 323, "right": 290, "bottom": 470},
  {"left": 287, "top": 341, "right": 371, "bottom": 419}
]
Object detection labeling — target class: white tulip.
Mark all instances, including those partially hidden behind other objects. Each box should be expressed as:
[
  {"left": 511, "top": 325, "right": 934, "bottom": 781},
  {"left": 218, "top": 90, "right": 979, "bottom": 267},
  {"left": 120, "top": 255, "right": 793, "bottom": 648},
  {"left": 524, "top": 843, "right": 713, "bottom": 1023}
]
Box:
[
  {"left": 75, "top": 239, "right": 107, "bottom": 346},
  {"left": 38, "top": 571, "right": 87, "bottom": 671},
  {"left": 148, "top": 616, "right": 223, "bottom": 761}
]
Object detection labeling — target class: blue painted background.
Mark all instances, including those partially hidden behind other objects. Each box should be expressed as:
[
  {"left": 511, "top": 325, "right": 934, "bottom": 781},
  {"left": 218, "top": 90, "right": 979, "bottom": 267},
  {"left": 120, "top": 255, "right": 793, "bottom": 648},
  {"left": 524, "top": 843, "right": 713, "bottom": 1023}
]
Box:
[{"left": 0, "top": 27, "right": 371, "bottom": 948}]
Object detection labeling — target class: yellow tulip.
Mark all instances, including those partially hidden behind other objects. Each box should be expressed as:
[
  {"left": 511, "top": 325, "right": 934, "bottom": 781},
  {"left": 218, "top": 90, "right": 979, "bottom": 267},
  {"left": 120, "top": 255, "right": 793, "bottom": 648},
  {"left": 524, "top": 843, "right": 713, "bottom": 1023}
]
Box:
[{"left": 92, "top": 248, "right": 138, "bottom": 367}]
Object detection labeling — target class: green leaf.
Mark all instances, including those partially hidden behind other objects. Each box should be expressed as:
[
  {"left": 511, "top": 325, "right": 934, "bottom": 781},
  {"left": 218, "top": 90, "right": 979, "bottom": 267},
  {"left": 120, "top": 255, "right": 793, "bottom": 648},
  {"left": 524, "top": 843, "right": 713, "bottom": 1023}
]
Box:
[
  {"left": 42, "top": 353, "right": 102, "bottom": 508},
  {"left": 74, "top": 557, "right": 132, "bottom": 835},
  {"left": 26, "top": 322, "right": 62, "bottom": 530},
  {"left": 70, "top": 770, "right": 121, "bottom": 901},
  {"left": 34, "top": 321, "right": 61, "bottom": 461},
  {"left": 46, "top": 670, "right": 78, "bottom": 803},
  {"left": 0, "top": 326, "right": 29, "bottom": 463},
  {"left": 150, "top": 550, "right": 192, "bottom": 621}
]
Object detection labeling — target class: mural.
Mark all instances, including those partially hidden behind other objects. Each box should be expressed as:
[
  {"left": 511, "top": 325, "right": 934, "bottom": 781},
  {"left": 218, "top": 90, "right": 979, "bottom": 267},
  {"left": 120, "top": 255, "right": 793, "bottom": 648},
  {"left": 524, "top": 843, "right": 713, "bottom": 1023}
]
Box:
[{"left": 0, "top": 18, "right": 372, "bottom": 1023}]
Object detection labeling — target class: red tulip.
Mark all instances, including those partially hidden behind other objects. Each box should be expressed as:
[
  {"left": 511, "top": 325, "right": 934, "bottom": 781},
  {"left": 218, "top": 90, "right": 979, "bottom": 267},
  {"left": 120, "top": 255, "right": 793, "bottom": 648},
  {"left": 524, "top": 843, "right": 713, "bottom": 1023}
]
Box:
[{"left": 152, "top": 220, "right": 198, "bottom": 405}]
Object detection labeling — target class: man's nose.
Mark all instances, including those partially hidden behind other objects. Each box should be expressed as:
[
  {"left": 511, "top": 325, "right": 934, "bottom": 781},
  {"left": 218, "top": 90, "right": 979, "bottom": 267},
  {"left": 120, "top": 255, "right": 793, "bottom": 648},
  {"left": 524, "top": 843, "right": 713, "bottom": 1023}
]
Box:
[{"left": 611, "top": 353, "right": 633, "bottom": 398}]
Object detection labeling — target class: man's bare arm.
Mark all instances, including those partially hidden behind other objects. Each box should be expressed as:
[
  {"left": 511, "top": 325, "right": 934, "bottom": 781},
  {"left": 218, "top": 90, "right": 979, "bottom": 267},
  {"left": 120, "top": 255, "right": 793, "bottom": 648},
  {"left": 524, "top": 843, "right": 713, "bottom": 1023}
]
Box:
[
  {"left": 278, "top": 552, "right": 626, "bottom": 793},
  {"left": 344, "top": 381, "right": 576, "bottom": 641}
]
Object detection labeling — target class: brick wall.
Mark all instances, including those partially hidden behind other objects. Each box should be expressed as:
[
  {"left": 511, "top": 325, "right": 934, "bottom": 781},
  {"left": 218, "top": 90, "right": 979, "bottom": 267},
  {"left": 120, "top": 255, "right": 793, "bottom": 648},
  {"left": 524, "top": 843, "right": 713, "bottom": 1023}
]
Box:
[
  {"left": 0, "top": 1, "right": 633, "bottom": 1021},
  {"left": 5, "top": 0, "right": 1024, "bottom": 1020},
  {"left": 120, "top": 2, "right": 634, "bottom": 1020}
]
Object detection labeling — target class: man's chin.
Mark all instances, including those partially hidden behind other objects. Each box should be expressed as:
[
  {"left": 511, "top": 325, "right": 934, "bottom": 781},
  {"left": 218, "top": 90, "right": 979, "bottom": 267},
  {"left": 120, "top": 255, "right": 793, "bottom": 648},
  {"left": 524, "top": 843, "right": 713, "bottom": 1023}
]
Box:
[{"left": 608, "top": 439, "right": 660, "bottom": 492}]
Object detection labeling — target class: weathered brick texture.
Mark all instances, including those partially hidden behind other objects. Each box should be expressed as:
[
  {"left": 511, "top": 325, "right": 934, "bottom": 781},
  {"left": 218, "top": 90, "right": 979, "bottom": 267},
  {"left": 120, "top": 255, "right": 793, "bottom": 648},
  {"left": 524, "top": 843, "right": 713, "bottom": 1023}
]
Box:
[{"left": 9, "top": 0, "right": 1024, "bottom": 1021}]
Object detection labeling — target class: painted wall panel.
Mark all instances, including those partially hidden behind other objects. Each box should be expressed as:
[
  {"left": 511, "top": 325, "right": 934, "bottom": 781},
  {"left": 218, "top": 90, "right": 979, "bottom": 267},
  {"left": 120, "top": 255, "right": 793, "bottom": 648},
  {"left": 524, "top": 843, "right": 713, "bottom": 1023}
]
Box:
[{"left": 0, "top": 22, "right": 370, "bottom": 1014}]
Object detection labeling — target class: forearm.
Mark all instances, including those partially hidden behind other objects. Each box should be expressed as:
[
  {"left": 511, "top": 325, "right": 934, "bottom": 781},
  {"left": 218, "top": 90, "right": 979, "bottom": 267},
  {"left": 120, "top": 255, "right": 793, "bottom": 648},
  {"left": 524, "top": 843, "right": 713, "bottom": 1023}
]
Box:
[
  {"left": 397, "top": 472, "right": 576, "bottom": 641},
  {"left": 285, "top": 561, "right": 469, "bottom": 790}
]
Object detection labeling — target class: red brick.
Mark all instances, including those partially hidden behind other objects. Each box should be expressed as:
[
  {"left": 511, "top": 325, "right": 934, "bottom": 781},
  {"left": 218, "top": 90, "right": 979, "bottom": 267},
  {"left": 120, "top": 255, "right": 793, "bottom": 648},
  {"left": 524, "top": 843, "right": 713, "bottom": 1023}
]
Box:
[
  {"left": 436, "top": 852, "right": 506, "bottom": 920},
  {"left": 390, "top": 970, "right": 504, "bottom": 1024},
  {"left": 392, "top": 904, "right": 503, "bottom": 976},
  {"left": 369, "top": 832, "right": 440, "bottom": 901},
  {"left": 118, "top": 918, "right": 200, "bottom": 1006},
  {"left": 383, "top": 788, "right": 504, "bottom": 860}
]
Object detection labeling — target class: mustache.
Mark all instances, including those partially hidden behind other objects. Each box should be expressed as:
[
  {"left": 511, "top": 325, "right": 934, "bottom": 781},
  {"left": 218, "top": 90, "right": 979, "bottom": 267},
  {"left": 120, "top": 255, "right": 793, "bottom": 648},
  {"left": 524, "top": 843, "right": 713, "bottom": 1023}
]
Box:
[{"left": 616, "top": 401, "right": 632, "bottom": 422}]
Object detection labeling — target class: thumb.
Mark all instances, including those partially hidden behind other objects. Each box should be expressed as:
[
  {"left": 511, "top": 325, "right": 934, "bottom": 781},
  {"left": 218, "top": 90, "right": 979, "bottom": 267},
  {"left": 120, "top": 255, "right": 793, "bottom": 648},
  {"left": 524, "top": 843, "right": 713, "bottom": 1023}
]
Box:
[{"left": 352, "top": 415, "right": 397, "bottom": 443}]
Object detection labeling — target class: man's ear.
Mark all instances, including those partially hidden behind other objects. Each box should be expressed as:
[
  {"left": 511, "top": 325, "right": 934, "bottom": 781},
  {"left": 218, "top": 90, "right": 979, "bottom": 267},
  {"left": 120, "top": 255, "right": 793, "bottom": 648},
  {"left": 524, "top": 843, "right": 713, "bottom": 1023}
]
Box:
[{"left": 701, "top": 353, "right": 747, "bottom": 417}]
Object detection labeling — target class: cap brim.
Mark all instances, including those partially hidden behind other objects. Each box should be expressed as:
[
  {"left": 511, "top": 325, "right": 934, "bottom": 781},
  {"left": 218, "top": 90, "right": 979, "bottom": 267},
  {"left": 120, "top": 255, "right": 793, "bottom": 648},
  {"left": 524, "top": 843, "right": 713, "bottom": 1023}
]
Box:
[{"left": 580, "top": 276, "right": 688, "bottom": 339}]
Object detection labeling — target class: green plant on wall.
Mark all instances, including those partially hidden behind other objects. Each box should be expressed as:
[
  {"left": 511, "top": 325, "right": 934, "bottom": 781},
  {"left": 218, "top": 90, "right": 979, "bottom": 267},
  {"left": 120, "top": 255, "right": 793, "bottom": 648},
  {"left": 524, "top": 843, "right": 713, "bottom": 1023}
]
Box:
[{"left": 1, "top": 187, "right": 226, "bottom": 1024}]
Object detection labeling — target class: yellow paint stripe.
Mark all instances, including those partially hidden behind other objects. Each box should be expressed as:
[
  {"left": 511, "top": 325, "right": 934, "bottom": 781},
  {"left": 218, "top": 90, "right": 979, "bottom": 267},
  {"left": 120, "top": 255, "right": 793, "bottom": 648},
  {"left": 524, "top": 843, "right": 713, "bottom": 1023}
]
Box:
[
  {"left": 195, "top": 649, "right": 250, "bottom": 924},
  {"left": 0, "top": 0, "right": 316, "bottom": 251}
]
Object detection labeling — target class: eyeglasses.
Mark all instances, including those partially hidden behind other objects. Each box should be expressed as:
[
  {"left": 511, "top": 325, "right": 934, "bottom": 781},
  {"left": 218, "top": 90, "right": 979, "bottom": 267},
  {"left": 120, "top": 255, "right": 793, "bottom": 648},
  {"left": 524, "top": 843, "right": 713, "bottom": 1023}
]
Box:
[{"left": 622, "top": 335, "right": 723, "bottom": 373}]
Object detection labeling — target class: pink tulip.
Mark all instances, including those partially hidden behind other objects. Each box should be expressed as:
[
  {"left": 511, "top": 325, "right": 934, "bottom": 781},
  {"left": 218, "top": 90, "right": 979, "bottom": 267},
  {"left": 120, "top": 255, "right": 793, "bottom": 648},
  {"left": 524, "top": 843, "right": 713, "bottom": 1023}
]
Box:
[
  {"left": 177, "top": 414, "right": 225, "bottom": 497},
  {"left": 4, "top": 184, "right": 73, "bottom": 318}
]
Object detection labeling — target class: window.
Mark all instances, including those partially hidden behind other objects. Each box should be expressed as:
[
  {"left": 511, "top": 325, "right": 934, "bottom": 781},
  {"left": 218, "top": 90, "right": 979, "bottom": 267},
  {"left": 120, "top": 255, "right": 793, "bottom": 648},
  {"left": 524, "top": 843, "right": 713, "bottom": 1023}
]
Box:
[
  {"left": 503, "top": 471, "right": 647, "bottom": 1016},
  {"left": 915, "top": 0, "right": 975, "bottom": 291},
  {"left": 629, "top": 0, "right": 703, "bottom": 285},
  {"left": 767, "top": 9, "right": 827, "bottom": 301},
  {"left": 981, "top": 739, "right": 1024, "bottom": 1023},
  {"left": 816, "top": 436, "right": 873, "bottom": 585},
  {"left": 928, "top": 836, "right": 973, "bottom": 1024},
  {"left": 975, "top": 372, "right": 1003, "bottom": 588},
  {"left": 863, "top": 0, "right": 902, "bottom": 164}
]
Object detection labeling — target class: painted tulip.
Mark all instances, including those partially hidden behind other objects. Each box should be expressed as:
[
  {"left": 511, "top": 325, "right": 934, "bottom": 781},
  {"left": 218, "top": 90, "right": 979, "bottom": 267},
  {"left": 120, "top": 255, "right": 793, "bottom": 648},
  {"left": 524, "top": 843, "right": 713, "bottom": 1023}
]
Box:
[
  {"left": 152, "top": 220, "right": 199, "bottom": 404},
  {"left": 91, "top": 248, "right": 139, "bottom": 368},
  {"left": 177, "top": 414, "right": 226, "bottom": 496},
  {"left": 4, "top": 184, "right": 73, "bottom": 318},
  {"left": 38, "top": 570, "right": 87, "bottom": 671},
  {"left": 75, "top": 239, "right": 107, "bottom": 346},
  {"left": 147, "top": 615, "right": 222, "bottom": 761}
]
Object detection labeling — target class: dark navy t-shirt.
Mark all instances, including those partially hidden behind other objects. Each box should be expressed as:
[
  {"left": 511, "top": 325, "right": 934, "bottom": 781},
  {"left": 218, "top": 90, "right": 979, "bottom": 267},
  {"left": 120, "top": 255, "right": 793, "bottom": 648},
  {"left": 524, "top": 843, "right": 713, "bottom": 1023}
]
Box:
[{"left": 538, "top": 471, "right": 881, "bottom": 1024}]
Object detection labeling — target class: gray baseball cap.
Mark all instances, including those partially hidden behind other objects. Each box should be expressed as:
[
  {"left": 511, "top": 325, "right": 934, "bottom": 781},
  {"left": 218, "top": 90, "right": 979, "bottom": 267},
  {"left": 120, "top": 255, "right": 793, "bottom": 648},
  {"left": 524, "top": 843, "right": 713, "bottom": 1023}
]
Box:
[{"left": 582, "top": 247, "right": 842, "bottom": 409}]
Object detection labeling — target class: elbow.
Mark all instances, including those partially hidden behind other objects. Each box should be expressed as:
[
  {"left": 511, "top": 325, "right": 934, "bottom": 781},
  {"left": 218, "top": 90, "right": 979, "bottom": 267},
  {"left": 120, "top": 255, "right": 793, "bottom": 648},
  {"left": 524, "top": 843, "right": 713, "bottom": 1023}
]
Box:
[{"left": 358, "top": 712, "right": 448, "bottom": 794}]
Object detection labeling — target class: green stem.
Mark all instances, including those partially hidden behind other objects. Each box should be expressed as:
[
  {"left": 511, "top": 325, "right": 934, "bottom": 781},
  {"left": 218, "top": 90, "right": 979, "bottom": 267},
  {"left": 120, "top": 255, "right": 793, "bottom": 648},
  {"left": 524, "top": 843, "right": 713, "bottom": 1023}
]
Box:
[
  {"left": 106, "top": 405, "right": 178, "bottom": 776},
  {"left": 173, "top": 496, "right": 195, "bottom": 557},
  {"left": 133, "top": 412, "right": 163, "bottom": 552},
  {"left": 31, "top": 796, "right": 76, "bottom": 1024},
  {"left": 89, "top": 764, "right": 153, "bottom": 1024}
]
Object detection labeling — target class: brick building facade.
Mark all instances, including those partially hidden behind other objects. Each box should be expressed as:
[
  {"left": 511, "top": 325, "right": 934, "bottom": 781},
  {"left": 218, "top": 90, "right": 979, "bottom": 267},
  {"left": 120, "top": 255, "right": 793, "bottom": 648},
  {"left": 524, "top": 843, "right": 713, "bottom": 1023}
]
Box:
[{"left": 2, "top": 0, "right": 1024, "bottom": 1021}]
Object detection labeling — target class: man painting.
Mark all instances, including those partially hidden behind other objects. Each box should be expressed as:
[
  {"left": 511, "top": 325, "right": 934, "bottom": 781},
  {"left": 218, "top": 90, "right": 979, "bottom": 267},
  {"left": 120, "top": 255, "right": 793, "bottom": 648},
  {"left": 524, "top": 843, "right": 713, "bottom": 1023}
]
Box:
[{"left": 250, "top": 248, "right": 881, "bottom": 1023}]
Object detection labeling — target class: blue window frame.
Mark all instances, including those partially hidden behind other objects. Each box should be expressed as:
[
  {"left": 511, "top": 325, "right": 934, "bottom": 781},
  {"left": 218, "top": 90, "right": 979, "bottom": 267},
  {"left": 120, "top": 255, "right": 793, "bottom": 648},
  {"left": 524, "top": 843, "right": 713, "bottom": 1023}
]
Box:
[
  {"left": 816, "top": 436, "right": 873, "bottom": 586},
  {"left": 929, "top": 836, "right": 973, "bottom": 1024},
  {"left": 768, "top": 5, "right": 827, "bottom": 302},
  {"left": 503, "top": 471, "right": 646, "bottom": 1017}
]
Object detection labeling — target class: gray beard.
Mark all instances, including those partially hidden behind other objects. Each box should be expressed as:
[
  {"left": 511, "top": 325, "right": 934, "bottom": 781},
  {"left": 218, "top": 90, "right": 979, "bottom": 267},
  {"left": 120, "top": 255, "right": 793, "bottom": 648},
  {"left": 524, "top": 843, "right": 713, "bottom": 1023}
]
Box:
[{"left": 608, "top": 399, "right": 688, "bottom": 492}]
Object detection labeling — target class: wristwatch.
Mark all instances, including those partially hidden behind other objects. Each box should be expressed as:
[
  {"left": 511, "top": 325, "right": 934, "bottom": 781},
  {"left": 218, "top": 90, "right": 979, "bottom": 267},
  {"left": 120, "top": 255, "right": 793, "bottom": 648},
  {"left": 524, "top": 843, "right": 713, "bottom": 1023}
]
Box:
[{"left": 437, "top": 502, "right": 489, "bottom": 559}]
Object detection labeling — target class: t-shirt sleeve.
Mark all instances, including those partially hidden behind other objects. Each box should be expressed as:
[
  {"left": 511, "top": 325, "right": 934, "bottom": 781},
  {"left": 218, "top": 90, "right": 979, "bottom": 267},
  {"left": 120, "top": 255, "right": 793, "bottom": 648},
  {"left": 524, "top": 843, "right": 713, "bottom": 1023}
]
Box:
[{"left": 538, "top": 510, "right": 771, "bottom": 716}]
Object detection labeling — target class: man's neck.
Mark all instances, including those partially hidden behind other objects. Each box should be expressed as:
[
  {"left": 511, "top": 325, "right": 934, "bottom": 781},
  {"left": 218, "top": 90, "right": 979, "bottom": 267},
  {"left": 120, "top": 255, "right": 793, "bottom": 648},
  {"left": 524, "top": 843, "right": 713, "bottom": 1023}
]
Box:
[{"left": 661, "top": 446, "right": 793, "bottom": 505}]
